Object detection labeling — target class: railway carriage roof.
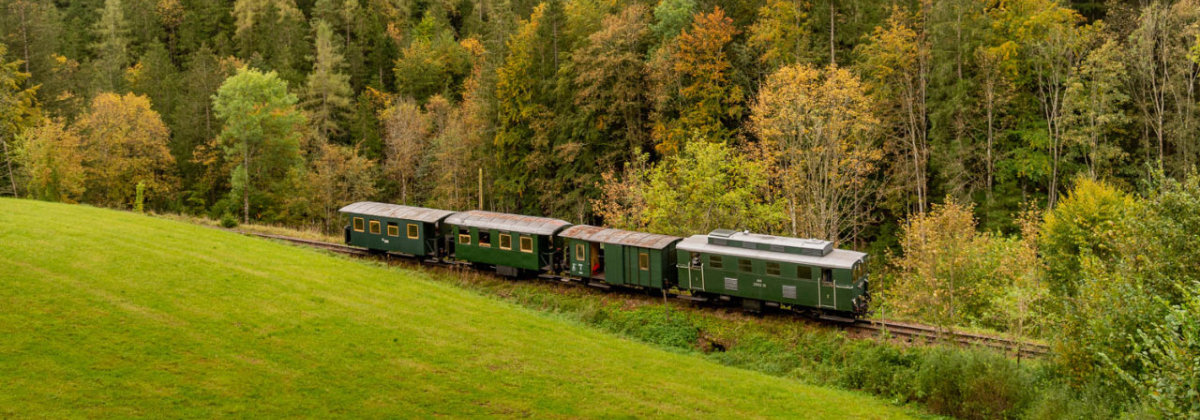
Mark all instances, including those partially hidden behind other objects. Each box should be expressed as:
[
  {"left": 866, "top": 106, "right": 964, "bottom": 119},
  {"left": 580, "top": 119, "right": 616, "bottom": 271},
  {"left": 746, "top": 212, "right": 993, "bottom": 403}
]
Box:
[
  {"left": 338, "top": 202, "right": 457, "bottom": 223},
  {"left": 445, "top": 210, "right": 571, "bottom": 236},
  {"left": 558, "top": 225, "right": 680, "bottom": 249},
  {"left": 677, "top": 235, "right": 866, "bottom": 269}
]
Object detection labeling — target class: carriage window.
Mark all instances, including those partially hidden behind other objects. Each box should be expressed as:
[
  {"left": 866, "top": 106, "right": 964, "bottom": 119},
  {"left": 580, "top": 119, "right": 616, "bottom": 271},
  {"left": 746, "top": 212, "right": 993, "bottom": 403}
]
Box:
[
  {"left": 369, "top": 220, "right": 381, "bottom": 235},
  {"left": 766, "top": 262, "right": 781, "bottom": 276},
  {"left": 575, "top": 243, "right": 585, "bottom": 261},
  {"left": 709, "top": 255, "right": 723, "bottom": 269},
  {"left": 797, "top": 266, "right": 812, "bottom": 280},
  {"left": 406, "top": 223, "right": 419, "bottom": 239},
  {"left": 499, "top": 233, "right": 512, "bottom": 250},
  {"left": 458, "top": 234, "right": 471, "bottom": 245},
  {"left": 387, "top": 222, "right": 399, "bottom": 237},
  {"left": 519, "top": 236, "right": 533, "bottom": 253},
  {"left": 353, "top": 217, "right": 364, "bottom": 232},
  {"left": 638, "top": 252, "right": 650, "bottom": 271},
  {"left": 478, "top": 231, "right": 491, "bottom": 247},
  {"left": 738, "top": 259, "right": 752, "bottom": 273}
]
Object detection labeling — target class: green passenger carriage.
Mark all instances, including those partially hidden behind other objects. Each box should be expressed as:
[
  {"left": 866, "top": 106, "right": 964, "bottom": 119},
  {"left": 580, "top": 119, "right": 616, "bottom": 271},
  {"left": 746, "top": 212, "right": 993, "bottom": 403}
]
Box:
[
  {"left": 558, "top": 225, "right": 680, "bottom": 289},
  {"left": 675, "top": 229, "right": 870, "bottom": 316},
  {"left": 340, "top": 202, "right": 457, "bottom": 257},
  {"left": 445, "top": 210, "right": 571, "bottom": 276}
]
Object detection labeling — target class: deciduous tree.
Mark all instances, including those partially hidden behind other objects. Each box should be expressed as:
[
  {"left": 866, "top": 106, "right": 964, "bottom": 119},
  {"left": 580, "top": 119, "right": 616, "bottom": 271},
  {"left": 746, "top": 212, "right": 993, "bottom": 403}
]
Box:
[
  {"left": 651, "top": 7, "right": 742, "bottom": 154},
  {"left": 750, "top": 63, "right": 880, "bottom": 243},
  {"left": 15, "top": 119, "right": 84, "bottom": 202},
  {"left": 212, "top": 67, "right": 305, "bottom": 223},
  {"left": 73, "top": 92, "right": 177, "bottom": 209},
  {"left": 379, "top": 97, "right": 429, "bottom": 205}
]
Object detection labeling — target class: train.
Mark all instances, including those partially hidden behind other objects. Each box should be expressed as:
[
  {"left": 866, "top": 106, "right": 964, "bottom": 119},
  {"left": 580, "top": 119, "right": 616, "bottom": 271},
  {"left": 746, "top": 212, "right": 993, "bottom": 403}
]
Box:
[{"left": 340, "top": 202, "right": 871, "bottom": 319}]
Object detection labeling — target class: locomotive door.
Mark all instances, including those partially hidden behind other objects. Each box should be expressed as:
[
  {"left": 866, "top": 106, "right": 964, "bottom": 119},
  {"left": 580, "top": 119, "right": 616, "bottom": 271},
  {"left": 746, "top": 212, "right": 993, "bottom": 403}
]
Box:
[
  {"left": 818, "top": 268, "right": 835, "bottom": 309},
  {"left": 685, "top": 252, "right": 704, "bottom": 291}
]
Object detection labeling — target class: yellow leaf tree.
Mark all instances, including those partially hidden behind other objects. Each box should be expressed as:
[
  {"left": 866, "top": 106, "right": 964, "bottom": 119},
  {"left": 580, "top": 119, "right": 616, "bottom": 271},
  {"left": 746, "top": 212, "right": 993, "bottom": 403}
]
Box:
[
  {"left": 74, "top": 92, "right": 177, "bottom": 209},
  {"left": 750, "top": 63, "right": 880, "bottom": 244}
]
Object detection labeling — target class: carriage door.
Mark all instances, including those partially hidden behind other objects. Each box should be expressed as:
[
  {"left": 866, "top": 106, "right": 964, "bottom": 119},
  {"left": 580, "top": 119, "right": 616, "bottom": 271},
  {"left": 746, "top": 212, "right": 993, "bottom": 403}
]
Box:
[{"left": 819, "top": 268, "right": 836, "bottom": 309}]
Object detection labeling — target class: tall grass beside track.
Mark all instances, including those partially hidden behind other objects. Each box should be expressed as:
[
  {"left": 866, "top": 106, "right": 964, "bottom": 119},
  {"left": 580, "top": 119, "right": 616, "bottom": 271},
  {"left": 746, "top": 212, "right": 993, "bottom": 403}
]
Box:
[{"left": 0, "top": 199, "right": 919, "bottom": 418}]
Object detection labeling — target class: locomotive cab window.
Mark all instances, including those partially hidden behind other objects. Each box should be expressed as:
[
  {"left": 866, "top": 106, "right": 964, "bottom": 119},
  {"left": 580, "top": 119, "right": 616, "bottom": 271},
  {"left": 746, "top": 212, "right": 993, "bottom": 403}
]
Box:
[
  {"left": 478, "top": 231, "right": 491, "bottom": 247},
  {"left": 638, "top": 252, "right": 650, "bottom": 271},
  {"left": 575, "top": 243, "right": 586, "bottom": 261},
  {"left": 766, "top": 262, "right": 781, "bottom": 276},
  {"left": 386, "top": 222, "right": 399, "bottom": 237},
  {"left": 499, "top": 233, "right": 512, "bottom": 250},
  {"left": 353, "top": 217, "right": 364, "bottom": 232},
  {"left": 369, "top": 220, "right": 381, "bottom": 235},
  {"left": 709, "top": 255, "right": 723, "bottom": 269},
  {"left": 822, "top": 268, "right": 833, "bottom": 284},
  {"left": 853, "top": 263, "right": 865, "bottom": 280},
  {"left": 519, "top": 236, "right": 533, "bottom": 253},
  {"left": 738, "top": 259, "right": 752, "bottom": 273},
  {"left": 406, "top": 223, "right": 419, "bottom": 239}
]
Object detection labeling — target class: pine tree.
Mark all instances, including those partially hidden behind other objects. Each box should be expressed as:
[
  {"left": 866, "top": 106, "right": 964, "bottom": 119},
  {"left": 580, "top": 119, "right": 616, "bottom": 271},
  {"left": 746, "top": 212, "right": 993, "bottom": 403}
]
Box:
[
  {"left": 91, "top": 0, "right": 131, "bottom": 93},
  {"left": 304, "top": 20, "right": 353, "bottom": 144}
]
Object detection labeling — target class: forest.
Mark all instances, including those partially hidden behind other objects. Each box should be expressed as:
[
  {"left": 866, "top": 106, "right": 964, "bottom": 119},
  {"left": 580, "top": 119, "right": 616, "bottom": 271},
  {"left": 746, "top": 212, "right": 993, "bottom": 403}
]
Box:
[{"left": 1, "top": 0, "right": 1198, "bottom": 417}]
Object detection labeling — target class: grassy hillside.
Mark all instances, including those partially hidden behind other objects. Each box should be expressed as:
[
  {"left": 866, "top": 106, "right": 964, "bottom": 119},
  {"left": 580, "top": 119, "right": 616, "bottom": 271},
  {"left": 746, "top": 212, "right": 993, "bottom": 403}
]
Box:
[{"left": 0, "top": 199, "right": 916, "bottom": 418}]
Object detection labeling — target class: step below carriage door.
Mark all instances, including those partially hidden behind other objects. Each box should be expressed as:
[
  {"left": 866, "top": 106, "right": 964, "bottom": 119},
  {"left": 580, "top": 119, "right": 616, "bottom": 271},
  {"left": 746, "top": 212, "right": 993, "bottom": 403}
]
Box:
[{"left": 819, "top": 268, "right": 835, "bottom": 309}]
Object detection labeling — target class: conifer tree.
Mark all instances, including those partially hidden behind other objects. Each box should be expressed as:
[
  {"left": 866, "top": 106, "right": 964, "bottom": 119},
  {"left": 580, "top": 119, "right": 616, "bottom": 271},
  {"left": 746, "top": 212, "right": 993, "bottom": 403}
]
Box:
[
  {"left": 91, "top": 0, "right": 131, "bottom": 93},
  {"left": 304, "top": 20, "right": 353, "bottom": 144}
]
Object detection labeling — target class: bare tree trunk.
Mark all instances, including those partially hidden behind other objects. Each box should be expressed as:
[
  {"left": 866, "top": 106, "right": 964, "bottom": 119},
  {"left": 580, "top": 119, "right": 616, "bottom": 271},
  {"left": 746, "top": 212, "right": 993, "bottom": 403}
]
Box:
[
  {"left": 17, "top": 2, "right": 31, "bottom": 74},
  {"left": 3, "top": 139, "right": 16, "bottom": 196},
  {"left": 243, "top": 147, "right": 250, "bottom": 224},
  {"left": 828, "top": 1, "right": 836, "bottom": 66}
]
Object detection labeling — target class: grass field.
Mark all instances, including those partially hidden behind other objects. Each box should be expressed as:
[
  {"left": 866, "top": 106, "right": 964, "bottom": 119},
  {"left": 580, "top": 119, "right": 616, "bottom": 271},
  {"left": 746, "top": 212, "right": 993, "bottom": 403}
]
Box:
[{"left": 0, "top": 199, "right": 918, "bottom": 418}]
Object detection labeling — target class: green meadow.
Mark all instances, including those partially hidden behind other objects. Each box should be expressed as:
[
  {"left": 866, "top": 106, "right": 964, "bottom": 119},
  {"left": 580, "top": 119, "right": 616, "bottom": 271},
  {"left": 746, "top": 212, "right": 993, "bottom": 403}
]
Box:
[{"left": 0, "top": 199, "right": 916, "bottom": 418}]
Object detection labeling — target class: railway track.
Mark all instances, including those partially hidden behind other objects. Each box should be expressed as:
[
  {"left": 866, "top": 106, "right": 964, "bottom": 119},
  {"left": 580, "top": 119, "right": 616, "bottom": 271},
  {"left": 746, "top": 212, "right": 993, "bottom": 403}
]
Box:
[
  {"left": 241, "top": 231, "right": 1050, "bottom": 359},
  {"left": 851, "top": 319, "right": 1049, "bottom": 358}
]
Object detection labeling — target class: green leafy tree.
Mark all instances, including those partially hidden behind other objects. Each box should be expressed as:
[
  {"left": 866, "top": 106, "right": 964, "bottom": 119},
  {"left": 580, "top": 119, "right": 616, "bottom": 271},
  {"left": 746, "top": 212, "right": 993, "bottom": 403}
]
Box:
[
  {"left": 1063, "top": 37, "right": 1128, "bottom": 179},
  {"left": 1126, "top": 1, "right": 1200, "bottom": 174},
  {"left": 649, "top": 0, "right": 696, "bottom": 42},
  {"left": 601, "top": 140, "right": 782, "bottom": 237},
  {"left": 212, "top": 67, "right": 305, "bottom": 223},
  {"left": 304, "top": 20, "right": 353, "bottom": 143},
  {"left": 392, "top": 11, "right": 472, "bottom": 102}
]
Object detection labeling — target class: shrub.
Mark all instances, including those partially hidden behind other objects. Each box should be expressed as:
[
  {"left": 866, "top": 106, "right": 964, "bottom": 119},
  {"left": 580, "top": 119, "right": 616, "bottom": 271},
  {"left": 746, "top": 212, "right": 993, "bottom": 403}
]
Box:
[
  {"left": 220, "top": 212, "right": 239, "bottom": 228},
  {"left": 914, "top": 347, "right": 1032, "bottom": 419}
]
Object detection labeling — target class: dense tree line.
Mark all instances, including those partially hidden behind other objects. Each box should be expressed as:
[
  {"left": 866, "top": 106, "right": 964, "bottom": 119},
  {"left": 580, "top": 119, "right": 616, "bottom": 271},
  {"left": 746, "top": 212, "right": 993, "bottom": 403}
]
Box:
[{"left": 1, "top": 0, "right": 1198, "bottom": 415}]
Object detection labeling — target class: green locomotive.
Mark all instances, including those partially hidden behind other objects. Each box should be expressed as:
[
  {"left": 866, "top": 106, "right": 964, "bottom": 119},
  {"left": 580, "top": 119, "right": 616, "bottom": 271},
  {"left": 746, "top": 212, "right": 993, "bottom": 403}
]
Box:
[{"left": 340, "top": 202, "right": 870, "bottom": 318}]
